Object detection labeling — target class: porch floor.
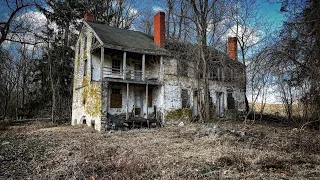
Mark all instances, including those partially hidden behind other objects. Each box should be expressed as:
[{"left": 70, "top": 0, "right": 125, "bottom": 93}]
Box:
[{"left": 123, "top": 117, "right": 160, "bottom": 129}]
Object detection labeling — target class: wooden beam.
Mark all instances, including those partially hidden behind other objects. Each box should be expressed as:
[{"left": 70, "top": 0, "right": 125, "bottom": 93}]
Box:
[
  {"left": 100, "top": 47, "right": 104, "bottom": 80},
  {"left": 142, "top": 54, "right": 145, "bottom": 81},
  {"left": 126, "top": 83, "right": 129, "bottom": 120},
  {"left": 146, "top": 84, "right": 148, "bottom": 118},
  {"left": 123, "top": 51, "right": 127, "bottom": 80}
]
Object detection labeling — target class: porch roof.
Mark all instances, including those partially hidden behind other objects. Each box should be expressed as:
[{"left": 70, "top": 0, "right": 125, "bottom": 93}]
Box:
[{"left": 84, "top": 21, "right": 170, "bottom": 56}]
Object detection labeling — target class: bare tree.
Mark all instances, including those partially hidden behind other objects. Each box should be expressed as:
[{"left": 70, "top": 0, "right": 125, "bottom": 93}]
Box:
[{"left": 0, "top": 0, "right": 37, "bottom": 44}]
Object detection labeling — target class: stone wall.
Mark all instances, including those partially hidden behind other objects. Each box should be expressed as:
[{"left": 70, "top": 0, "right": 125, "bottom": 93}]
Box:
[{"left": 72, "top": 25, "right": 102, "bottom": 131}]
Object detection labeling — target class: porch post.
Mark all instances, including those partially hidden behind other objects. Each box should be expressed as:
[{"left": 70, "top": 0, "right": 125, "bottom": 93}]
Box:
[
  {"left": 146, "top": 84, "right": 148, "bottom": 118},
  {"left": 126, "top": 83, "right": 129, "bottom": 120},
  {"left": 142, "top": 54, "right": 145, "bottom": 81},
  {"left": 160, "top": 56, "right": 163, "bottom": 81},
  {"left": 100, "top": 47, "right": 104, "bottom": 80},
  {"left": 123, "top": 51, "right": 127, "bottom": 80}
]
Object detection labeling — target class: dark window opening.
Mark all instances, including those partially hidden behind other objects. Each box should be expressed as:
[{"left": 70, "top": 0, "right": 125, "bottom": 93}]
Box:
[
  {"left": 110, "top": 88, "right": 122, "bottom": 108},
  {"left": 112, "top": 59, "right": 121, "bottom": 73},
  {"left": 84, "top": 59, "right": 88, "bottom": 76},
  {"left": 227, "top": 92, "right": 235, "bottom": 109},
  {"left": 78, "top": 41, "right": 81, "bottom": 55},
  {"left": 181, "top": 89, "right": 189, "bottom": 108},
  {"left": 84, "top": 36, "right": 87, "bottom": 51},
  {"left": 148, "top": 88, "right": 153, "bottom": 107},
  {"left": 83, "top": 119, "right": 86, "bottom": 124},
  {"left": 177, "top": 60, "right": 188, "bottom": 76}
]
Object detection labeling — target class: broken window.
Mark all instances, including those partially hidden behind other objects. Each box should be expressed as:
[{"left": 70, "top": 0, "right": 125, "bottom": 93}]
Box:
[
  {"left": 112, "top": 59, "right": 121, "bottom": 73},
  {"left": 84, "top": 59, "right": 88, "bottom": 76},
  {"left": 181, "top": 89, "right": 189, "bottom": 108},
  {"left": 227, "top": 92, "right": 235, "bottom": 109},
  {"left": 110, "top": 88, "right": 122, "bottom": 108}
]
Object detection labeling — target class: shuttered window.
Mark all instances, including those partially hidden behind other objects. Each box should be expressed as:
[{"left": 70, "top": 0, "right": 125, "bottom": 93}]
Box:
[{"left": 110, "top": 88, "right": 122, "bottom": 108}]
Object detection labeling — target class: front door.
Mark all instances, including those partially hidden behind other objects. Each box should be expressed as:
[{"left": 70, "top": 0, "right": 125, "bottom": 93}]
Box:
[{"left": 134, "top": 90, "right": 142, "bottom": 117}]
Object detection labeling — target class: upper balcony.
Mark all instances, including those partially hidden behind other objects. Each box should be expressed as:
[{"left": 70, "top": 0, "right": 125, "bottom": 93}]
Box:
[
  {"left": 101, "top": 51, "right": 163, "bottom": 85},
  {"left": 103, "top": 67, "right": 160, "bottom": 85}
]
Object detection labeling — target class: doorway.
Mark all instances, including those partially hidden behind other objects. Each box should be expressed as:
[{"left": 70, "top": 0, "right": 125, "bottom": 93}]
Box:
[{"left": 216, "top": 92, "right": 224, "bottom": 117}]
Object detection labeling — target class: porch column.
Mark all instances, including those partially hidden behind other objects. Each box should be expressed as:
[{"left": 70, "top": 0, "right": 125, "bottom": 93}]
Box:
[
  {"left": 160, "top": 56, "right": 163, "bottom": 81},
  {"left": 142, "top": 54, "right": 145, "bottom": 81},
  {"left": 123, "top": 51, "right": 127, "bottom": 80},
  {"left": 126, "top": 83, "right": 129, "bottom": 120},
  {"left": 146, "top": 84, "right": 148, "bottom": 118},
  {"left": 100, "top": 47, "right": 104, "bottom": 80}
]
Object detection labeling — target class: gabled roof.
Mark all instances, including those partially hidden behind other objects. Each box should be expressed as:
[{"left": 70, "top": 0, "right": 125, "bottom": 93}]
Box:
[
  {"left": 83, "top": 21, "right": 169, "bottom": 56},
  {"left": 166, "top": 40, "right": 245, "bottom": 68}
]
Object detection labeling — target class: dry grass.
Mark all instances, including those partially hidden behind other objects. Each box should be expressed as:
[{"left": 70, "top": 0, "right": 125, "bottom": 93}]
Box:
[
  {"left": 1, "top": 120, "right": 320, "bottom": 179},
  {"left": 251, "top": 103, "right": 301, "bottom": 117}
]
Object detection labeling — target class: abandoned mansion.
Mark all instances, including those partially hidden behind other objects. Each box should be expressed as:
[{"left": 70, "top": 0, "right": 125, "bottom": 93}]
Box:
[{"left": 71, "top": 12, "right": 246, "bottom": 131}]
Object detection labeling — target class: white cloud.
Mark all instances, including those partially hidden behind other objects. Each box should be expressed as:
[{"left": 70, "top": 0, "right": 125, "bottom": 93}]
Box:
[
  {"left": 129, "top": 8, "right": 138, "bottom": 16},
  {"left": 152, "top": 6, "right": 164, "bottom": 12},
  {"left": 225, "top": 25, "right": 264, "bottom": 47}
]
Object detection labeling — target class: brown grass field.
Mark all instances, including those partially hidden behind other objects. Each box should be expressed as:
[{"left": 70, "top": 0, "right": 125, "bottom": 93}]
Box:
[
  {"left": 251, "top": 103, "right": 301, "bottom": 117},
  {"left": 1, "top": 120, "right": 320, "bottom": 179}
]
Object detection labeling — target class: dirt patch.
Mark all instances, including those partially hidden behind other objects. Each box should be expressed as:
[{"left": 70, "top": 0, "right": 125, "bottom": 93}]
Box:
[{"left": 1, "top": 120, "right": 320, "bottom": 179}]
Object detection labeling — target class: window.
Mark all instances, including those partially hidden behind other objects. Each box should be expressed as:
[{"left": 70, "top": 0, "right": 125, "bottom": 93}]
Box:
[
  {"left": 177, "top": 60, "right": 188, "bottom": 76},
  {"left": 227, "top": 92, "right": 235, "bottom": 109},
  {"left": 84, "top": 59, "right": 88, "bottom": 76},
  {"left": 84, "top": 36, "right": 87, "bottom": 51},
  {"left": 181, "top": 89, "right": 189, "bottom": 108},
  {"left": 78, "top": 41, "right": 81, "bottom": 55},
  {"left": 209, "top": 67, "right": 219, "bottom": 80},
  {"left": 110, "top": 88, "right": 122, "bottom": 108},
  {"left": 112, "top": 59, "right": 121, "bottom": 73}
]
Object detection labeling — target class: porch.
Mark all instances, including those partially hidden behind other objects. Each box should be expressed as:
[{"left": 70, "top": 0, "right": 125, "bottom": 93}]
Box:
[{"left": 104, "top": 81, "right": 163, "bottom": 129}]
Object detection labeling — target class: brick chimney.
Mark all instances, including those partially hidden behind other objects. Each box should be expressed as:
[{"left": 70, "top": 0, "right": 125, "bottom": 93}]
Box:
[
  {"left": 154, "top": 12, "right": 165, "bottom": 48},
  {"left": 227, "top": 37, "right": 237, "bottom": 61},
  {"left": 84, "top": 12, "right": 94, "bottom": 22}
]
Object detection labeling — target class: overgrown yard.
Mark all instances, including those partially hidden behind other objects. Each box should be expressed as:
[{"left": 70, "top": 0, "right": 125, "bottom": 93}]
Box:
[{"left": 1, "top": 120, "right": 320, "bottom": 179}]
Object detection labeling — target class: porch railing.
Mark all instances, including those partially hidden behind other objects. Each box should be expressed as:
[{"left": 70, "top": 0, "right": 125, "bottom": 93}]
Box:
[{"left": 103, "top": 66, "right": 148, "bottom": 82}]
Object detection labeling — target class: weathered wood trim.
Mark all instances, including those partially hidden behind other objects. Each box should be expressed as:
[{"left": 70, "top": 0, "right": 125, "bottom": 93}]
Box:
[
  {"left": 100, "top": 47, "right": 104, "bottom": 81},
  {"left": 83, "top": 21, "right": 104, "bottom": 45}
]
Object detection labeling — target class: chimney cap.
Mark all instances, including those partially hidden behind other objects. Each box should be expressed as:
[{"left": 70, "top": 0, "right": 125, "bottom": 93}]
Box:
[{"left": 84, "top": 12, "right": 94, "bottom": 22}]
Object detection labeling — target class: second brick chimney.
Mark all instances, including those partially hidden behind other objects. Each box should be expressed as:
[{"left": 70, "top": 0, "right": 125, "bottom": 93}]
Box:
[
  {"left": 154, "top": 12, "right": 165, "bottom": 48},
  {"left": 84, "top": 12, "right": 94, "bottom": 22},
  {"left": 227, "top": 37, "right": 238, "bottom": 61}
]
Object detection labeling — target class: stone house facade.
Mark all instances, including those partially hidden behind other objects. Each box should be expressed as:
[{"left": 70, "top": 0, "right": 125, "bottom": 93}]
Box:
[{"left": 72, "top": 12, "right": 246, "bottom": 131}]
